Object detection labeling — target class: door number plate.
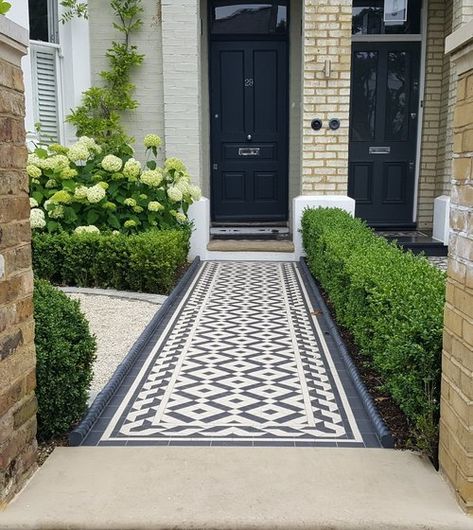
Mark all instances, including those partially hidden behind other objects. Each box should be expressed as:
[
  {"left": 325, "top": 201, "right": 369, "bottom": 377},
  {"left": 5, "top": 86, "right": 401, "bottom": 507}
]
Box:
[{"left": 245, "top": 78, "right": 254, "bottom": 87}]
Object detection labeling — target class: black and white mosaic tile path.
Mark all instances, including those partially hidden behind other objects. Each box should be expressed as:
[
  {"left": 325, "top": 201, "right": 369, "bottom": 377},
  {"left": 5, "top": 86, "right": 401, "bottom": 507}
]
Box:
[{"left": 81, "top": 262, "right": 382, "bottom": 448}]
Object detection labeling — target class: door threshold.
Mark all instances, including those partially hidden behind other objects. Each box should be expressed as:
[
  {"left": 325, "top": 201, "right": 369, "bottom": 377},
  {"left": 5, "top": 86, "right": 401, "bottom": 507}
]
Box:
[
  {"left": 210, "top": 226, "right": 290, "bottom": 240},
  {"left": 207, "top": 239, "right": 295, "bottom": 253}
]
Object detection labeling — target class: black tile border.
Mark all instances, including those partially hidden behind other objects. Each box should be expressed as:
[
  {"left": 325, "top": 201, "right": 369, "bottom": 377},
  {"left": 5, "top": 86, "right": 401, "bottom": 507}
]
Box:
[
  {"left": 298, "top": 258, "right": 394, "bottom": 449},
  {"left": 69, "top": 257, "right": 202, "bottom": 447}
]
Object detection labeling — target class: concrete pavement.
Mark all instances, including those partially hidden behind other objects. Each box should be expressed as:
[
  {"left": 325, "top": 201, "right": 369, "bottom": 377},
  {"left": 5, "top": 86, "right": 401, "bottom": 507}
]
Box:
[{"left": 1, "top": 447, "right": 473, "bottom": 529}]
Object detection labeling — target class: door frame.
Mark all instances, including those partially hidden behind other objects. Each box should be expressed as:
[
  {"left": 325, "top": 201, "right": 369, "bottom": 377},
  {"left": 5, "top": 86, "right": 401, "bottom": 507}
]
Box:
[
  {"left": 350, "top": 0, "right": 428, "bottom": 225},
  {"left": 207, "top": 1, "right": 290, "bottom": 224}
]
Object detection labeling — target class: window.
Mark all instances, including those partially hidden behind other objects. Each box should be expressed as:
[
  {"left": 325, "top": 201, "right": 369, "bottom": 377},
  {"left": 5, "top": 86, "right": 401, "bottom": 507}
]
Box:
[
  {"left": 29, "top": 0, "right": 59, "bottom": 43},
  {"left": 352, "top": 0, "right": 422, "bottom": 35},
  {"left": 211, "top": 1, "right": 288, "bottom": 35}
]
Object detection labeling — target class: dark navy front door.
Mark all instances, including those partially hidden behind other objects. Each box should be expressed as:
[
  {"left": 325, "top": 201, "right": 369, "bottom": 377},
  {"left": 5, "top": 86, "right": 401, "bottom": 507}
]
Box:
[
  {"left": 349, "top": 41, "right": 421, "bottom": 227},
  {"left": 210, "top": 40, "right": 289, "bottom": 222}
]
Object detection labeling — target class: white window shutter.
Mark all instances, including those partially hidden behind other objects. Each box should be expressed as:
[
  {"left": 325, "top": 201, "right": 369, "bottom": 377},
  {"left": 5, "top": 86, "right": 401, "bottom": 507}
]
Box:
[{"left": 31, "top": 43, "right": 61, "bottom": 144}]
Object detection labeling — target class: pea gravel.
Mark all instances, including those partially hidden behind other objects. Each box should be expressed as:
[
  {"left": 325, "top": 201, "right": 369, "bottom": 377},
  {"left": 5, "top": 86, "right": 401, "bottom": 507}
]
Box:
[{"left": 65, "top": 291, "right": 165, "bottom": 398}]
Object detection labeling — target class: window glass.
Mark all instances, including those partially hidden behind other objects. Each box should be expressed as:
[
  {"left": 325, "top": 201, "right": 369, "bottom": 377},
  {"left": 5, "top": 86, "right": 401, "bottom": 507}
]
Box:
[
  {"left": 351, "top": 51, "right": 378, "bottom": 141},
  {"left": 29, "top": 0, "right": 49, "bottom": 42},
  {"left": 385, "top": 51, "right": 410, "bottom": 141},
  {"left": 211, "top": 1, "right": 288, "bottom": 34},
  {"left": 352, "top": 0, "right": 421, "bottom": 35}
]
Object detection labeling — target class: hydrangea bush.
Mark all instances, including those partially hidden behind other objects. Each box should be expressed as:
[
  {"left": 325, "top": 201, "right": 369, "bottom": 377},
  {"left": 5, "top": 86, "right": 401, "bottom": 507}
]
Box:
[{"left": 28, "top": 134, "right": 201, "bottom": 234}]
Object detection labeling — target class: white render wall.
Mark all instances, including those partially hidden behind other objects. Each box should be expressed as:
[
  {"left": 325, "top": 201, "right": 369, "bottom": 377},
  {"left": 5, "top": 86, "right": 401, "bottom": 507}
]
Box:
[
  {"left": 88, "top": 0, "right": 165, "bottom": 163},
  {"left": 161, "top": 0, "right": 203, "bottom": 187}
]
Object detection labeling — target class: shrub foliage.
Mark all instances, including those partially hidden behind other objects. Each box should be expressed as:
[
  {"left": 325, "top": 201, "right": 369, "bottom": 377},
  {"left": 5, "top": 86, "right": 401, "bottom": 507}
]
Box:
[
  {"left": 33, "top": 229, "right": 190, "bottom": 294},
  {"left": 302, "top": 208, "right": 446, "bottom": 456},
  {"left": 34, "top": 280, "right": 96, "bottom": 441},
  {"left": 28, "top": 135, "right": 201, "bottom": 235}
]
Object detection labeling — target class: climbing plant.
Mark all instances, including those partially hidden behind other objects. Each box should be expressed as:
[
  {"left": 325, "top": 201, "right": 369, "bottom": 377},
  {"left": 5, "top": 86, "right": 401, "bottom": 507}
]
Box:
[
  {"left": 0, "top": 1, "right": 11, "bottom": 15},
  {"left": 60, "top": 0, "right": 88, "bottom": 23},
  {"left": 66, "top": 0, "right": 144, "bottom": 151}
]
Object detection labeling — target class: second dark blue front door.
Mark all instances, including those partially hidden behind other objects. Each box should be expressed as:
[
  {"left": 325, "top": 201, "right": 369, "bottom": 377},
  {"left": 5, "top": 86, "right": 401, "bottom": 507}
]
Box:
[{"left": 210, "top": 40, "right": 289, "bottom": 223}]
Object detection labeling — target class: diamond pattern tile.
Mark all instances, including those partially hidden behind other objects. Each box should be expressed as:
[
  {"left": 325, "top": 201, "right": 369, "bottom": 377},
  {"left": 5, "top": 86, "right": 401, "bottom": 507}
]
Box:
[{"left": 94, "top": 262, "right": 372, "bottom": 445}]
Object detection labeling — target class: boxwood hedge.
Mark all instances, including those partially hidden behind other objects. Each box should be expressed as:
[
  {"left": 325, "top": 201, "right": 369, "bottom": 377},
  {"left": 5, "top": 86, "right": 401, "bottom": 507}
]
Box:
[
  {"left": 34, "top": 279, "right": 96, "bottom": 440},
  {"left": 32, "top": 228, "right": 190, "bottom": 294},
  {"left": 302, "top": 208, "right": 446, "bottom": 456}
]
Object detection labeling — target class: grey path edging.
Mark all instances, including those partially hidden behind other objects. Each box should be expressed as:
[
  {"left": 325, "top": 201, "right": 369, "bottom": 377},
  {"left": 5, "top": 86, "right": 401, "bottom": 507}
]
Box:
[
  {"left": 298, "top": 258, "right": 394, "bottom": 449},
  {"left": 69, "top": 258, "right": 202, "bottom": 446},
  {"left": 60, "top": 286, "right": 166, "bottom": 305}
]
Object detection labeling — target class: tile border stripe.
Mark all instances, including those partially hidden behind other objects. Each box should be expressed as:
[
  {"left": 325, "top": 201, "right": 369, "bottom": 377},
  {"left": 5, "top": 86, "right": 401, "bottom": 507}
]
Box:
[
  {"left": 69, "top": 257, "right": 203, "bottom": 447},
  {"left": 297, "top": 258, "right": 394, "bottom": 449}
]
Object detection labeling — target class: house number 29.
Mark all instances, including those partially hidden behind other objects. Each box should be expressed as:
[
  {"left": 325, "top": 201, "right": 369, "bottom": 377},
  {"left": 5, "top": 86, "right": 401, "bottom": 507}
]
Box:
[{"left": 245, "top": 78, "right": 254, "bottom": 87}]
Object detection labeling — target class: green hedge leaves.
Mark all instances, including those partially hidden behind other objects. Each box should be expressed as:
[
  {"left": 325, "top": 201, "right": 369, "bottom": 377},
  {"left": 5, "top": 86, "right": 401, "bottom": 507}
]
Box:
[
  {"left": 34, "top": 280, "right": 96, "bottom": 440},
  {"left": 302, "top": 208, "right": 446, "bottom": 456},
  {"left": 33, "top": 229, "right": 190, "bottom": 294}
]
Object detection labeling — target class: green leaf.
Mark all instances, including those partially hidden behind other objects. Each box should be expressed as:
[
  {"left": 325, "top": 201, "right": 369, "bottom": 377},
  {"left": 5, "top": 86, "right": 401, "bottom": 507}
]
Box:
[
  {"left": 0, "top": 2, "right": 12, "bottom": 15},
  {"left": 32, "top": 191, "right": 44, "bottom": 204},
  {"left": 46, "top": 221, "right": 59, "bottom": 232},
  {"left": 86, "top": 210, "right": 99, "bottom": 225},
  {"left": 35, "top": 148, "right": 48, "bottom": 159},
  {"left": 62, "top": 180, "right": 76, "bottom": 192},
  {"left": 146, "top": 160, "right": 157, "bottom": 170},
  {"left": 107, "top": 214, "right": 120, "bottom": 229}
]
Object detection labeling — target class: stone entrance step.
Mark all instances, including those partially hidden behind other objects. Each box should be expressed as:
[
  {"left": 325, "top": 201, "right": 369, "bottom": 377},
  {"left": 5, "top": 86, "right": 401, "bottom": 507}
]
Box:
[
  {"left": 1, "top": 447, "right": 472, "bottom": 529},
  {"left": 207, "top": 239, "right": 295, "bottom": 252}
]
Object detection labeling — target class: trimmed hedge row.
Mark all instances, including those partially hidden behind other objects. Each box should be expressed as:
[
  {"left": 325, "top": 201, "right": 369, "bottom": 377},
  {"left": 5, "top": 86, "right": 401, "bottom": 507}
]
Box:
[
  {"left": 32, "top": 228, "right": 190, "bottom": 294},
  {"left": 34, "top": 280, "right": 96, "bottom": 440},
  {"left": 302, "top": 208, "right": 446, "bottom": 456}
]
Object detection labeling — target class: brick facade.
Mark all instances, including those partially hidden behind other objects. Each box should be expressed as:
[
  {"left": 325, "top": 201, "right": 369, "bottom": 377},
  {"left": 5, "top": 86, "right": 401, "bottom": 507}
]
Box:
[
  {"left": 301, "top": 0, "right": 352, "bottom": 195},
  {"left": 440, "top": 23, "right": 473, "bottom": 512},
  {"left": 0, "top": 19, "right": 37, "bottom": 506}
]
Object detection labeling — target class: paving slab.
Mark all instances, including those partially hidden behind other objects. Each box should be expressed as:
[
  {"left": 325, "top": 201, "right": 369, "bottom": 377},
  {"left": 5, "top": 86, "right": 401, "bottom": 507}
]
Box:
[{"left": 1, "top": 447, "right": 472, "bottom": 530}]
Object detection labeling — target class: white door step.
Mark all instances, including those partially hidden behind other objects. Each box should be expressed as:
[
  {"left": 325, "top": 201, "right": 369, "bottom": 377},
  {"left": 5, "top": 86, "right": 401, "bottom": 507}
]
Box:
[
  {"left": 1, "top": 447, "right": 472, "bottom": 530},
  {"left": 207, "top": 239, "right": 295, "bottom": 253}
]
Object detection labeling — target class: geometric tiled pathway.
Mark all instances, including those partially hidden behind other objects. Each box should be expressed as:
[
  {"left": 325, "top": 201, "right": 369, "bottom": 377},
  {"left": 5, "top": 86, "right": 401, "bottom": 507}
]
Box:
[{"left": 81, "top": 262, "right": 382, "bottom": 447}]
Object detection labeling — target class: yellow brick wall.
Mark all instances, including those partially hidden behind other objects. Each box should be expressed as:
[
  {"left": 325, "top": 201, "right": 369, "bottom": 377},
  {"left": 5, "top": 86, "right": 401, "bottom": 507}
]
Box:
[
  {"left": 439, "top": 54, "right": 473, "bottom": 512},
  {"left": 301, "top": 0, "right": 352, "bottom": 195},
  {"left": 0, "top": 29, "right": 37, "bottom": 506}
]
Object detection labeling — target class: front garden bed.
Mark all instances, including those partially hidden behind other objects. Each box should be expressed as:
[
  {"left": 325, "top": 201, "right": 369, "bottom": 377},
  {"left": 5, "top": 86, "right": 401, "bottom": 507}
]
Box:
[{"left": 302, "top": 207, "right": 446, "bottom": 460}]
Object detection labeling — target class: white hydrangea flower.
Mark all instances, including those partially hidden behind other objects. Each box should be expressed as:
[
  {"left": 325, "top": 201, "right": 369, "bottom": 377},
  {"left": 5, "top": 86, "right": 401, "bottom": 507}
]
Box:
[
  {"left": 101, "top": 154, "right": 123, "bottom": 172},
  {"left": 189, "top": 185, "right": 202, "bottom": 201},
  {"left": 143, "top": 134, "right": 162, "bottom": 148},
  {"left": 175, "top": 179, "right": 190, "bottom": 195},
  {"left": 123, "top": 158, "right": 142, "bottom": 179},
  {"left": 27, "top": 153, "right": 41, "bottom": 166},
  {"left": 47, "top": 204, "right": 65, "bottom": 219},
  {"left": 77, "top": 136, "right": 102, "bottom": 154},
  {"left": 175, "top": 212, "right": 187, "bottom": 223},
  {"left": 165, "top": 157, "right": 187, "bottom": 174},
  {"left": 29, "top": 198, "right": 38, "bottom": 208},
  {"left": 167, "top": 186, "right": 183, "bottom": 202},
  {"left": 60, "top": 167, "right": 78, "bottom": 180},
  {"left": 74, "top": 225, "right": 100, "bottom": 235},
  {"left": 74, "top": 186, "right": 89, "bottom": 200},
  {"left": 147, "top": 201, "right": 163, "bottom": 212},
  {"left": 27, "top": 165, "right": 42, "bottom": 178},
  {"left": 37, "top": 156, "right": 69, "bottom": 172},
  {"left": 45, "top": 179, "right": 57, "bottom": 189},
  {"left": 30, "top": 208, "right": 46, "bottom": 229},
  {"left": 86, "top": 184, "right": 106, "bottom": 204},
  {"left": 67, "top": 143, "right": 90, "bottom": 162},
  {"left": 124, "top": 198, "right": 137, "bottom": 207},
  {"left": 140, "top": 169, "right": 163, "bottom": 187}
]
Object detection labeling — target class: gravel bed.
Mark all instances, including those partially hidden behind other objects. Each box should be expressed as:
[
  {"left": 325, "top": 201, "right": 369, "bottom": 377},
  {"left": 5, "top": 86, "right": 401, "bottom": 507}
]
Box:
[{"left": 65, "top": 291, "right": 164, "bottom": 398}]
